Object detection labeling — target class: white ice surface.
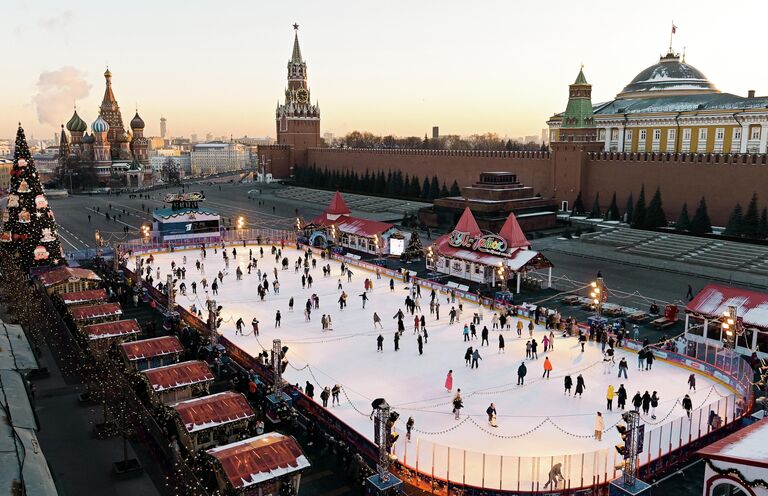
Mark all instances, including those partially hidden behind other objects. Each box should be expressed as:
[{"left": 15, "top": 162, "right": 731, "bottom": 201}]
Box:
[{"left": 132, "top": 246, "right": 734, "bottom": 487}]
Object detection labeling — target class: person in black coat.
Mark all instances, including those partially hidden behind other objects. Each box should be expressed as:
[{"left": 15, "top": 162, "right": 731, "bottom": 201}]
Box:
[
  {"left": 305, "top": 381, "right": 315, "bottom": 399},
  {"left": 464, "top": 347, "right": 473, "bottom": 366},
  {"left": 498, "top": 334, "right": 505, "bottom": 353},
  {"left": 575, "top": 375, "right": 586, "bottom": 397},
  {"left": 481, "top": 326, "right": 489, "bottom": 346},
  {"left": 417, "top": 334, "right": 424, "bottom": 355},
  {"left": 377, "top": 334, "right": 384, "bottom": 352},
  {"left": 564, "top": 375, "right": 573, "bottom": 395},
  {"left": 641, "top": 391, "right": 652, "bottom": 415},
  {"left": 645, "top": 350, "right": 655, "bottom": 370},
  {"left": 632, "top": 391, "right": 643, "bottom": 411},
  {"left": 682, "top": 394, "right": 693, "bottom": 418},
  {"left": 617, "top": 385, "right": 628, "bottom": 409},
  {"left": 394, "top": 332, "right": 400, "bottom": 351},
  {"left": 517, "top": 362, "right": 527, "bottom": 385}
]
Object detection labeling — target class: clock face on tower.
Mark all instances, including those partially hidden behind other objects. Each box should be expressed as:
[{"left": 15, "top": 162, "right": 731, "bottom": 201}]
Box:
[{"left": 296, "top": 88, "right": 309, "bottom": 104}]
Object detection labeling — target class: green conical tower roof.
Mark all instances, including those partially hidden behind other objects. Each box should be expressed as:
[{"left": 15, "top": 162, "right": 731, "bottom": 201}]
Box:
[{"left": 561, "top": 66, "right": 594, "bottom": 129}]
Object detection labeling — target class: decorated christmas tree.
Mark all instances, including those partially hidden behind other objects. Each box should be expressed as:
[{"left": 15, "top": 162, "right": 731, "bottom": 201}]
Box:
[
  {"left": 1, "top": 124, "right": 65, "bottom": 270},
  {"left": 403, "top": 230, "right": 423, "bottom": 261}
]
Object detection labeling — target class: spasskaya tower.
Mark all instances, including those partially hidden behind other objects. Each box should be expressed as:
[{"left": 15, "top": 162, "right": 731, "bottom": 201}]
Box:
[{"left": 275, "top": 23, "right": 320, "bottom": 167}]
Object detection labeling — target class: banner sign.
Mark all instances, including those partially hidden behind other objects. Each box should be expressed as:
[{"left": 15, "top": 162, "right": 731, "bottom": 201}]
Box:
[
  {"left": 448, "top": 231, "right": 508, "bottom": 256},
  {"left": 164, "top": 192, "right": 205, "bottom": 203}
]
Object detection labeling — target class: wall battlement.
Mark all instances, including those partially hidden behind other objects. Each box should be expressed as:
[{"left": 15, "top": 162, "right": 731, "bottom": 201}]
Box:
[
  {"left": 588, "top": 151, "right": 768, "bottom": 165},
  {"left": 309, "top": 147, "right": 551, "bottom": 160}
]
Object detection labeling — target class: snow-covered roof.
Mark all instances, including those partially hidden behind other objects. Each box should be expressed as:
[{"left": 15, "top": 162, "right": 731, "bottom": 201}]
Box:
[
  {"left": 58, "top": 288, "right": 108, "bottom": 305},
  {"left": 698, "top": 418, "right": 768, "bottom": 467},
  {"left": 38, "top": 266, "right": 101, "bottom": 287},
  {"left": 686, "top": 284, "right": 768, "bottom": 331},
  {"left": 69, "top": 302, "right": 122, "bottom": 322},
  {"left": 206, "top": 432, "right": 310, "bottom": 489},
  {"left": 120, "top": 336, "right": 184, "bottom": 361},
  {"left": 81, "top": 319, "right": 141, "bottom": 341},
  {"left": 171, "top": 391, "right": 255, "bottom": 433},
  {"left": 0, "top": 321, "right": 37, "bottom": 371},
  {"left": 312, "top": 213, "right": 395, "bottom": 237},
  {"left": 142, "top": 360, "right": 214, "bottom": 392}
]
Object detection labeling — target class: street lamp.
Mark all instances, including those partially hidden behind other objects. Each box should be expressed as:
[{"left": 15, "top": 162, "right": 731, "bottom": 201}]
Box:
[
  {"left": 497, "top": 262, "right": 507, "bottom": 291},
  {"left": 721, "top": 305, "right": 737, "bottom": 349},
  {"left": 237, "top": 216, "right": 246, "bottom": 239},
  {"left": 141, "top": 223, "right": 151, "bottom": 244},
  {"left": 590, "top": 277, "right": 604, "bottom": 316}
]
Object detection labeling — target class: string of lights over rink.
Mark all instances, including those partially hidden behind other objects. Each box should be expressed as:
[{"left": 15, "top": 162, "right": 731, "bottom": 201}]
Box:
[{"left": 130, "top": 246, "right": 734, "bottom": 461}]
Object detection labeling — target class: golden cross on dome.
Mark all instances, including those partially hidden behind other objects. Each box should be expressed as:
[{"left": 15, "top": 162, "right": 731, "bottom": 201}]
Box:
[{"left": 293, "top": 23, "right": 299, "bottom": 31}]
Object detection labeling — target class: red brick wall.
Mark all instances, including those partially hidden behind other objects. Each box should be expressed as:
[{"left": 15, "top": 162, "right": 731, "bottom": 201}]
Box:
[{"left": 257, "top": 144, "right": 293, "bottom": 178}]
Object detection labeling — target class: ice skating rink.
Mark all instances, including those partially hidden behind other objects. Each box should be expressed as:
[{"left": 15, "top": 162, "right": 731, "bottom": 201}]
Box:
[{"left": 132, "top": 245, "right": 737, "bottom": 487}]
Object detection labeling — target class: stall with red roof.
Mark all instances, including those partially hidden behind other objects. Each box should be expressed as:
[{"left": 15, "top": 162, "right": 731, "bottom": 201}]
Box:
[
  {"left": 170, "top": 391, "right": 256, "bottom": 453},
  {"left": 426, "top": 207, "right": 552, "bottom": 293},
  {"left": 301, "top": 191, "right": 402, "bottom": 256},
  {"left": 120, "top": 335, "right": 185, "bottom": 371},
  {"left": 685, "top": 283, "right": 768, "bottom": 358},
  {"left": 141, "top": 360, "right": 215, "bottom": 405}
]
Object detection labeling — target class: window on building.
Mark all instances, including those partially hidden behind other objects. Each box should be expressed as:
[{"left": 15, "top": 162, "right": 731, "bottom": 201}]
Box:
[
  {"left": 733, "top": 128, "right": 742, "bottom": 141},
  {"left": 715, "top": 128, "right": 724, "bottom": 141},
  {"left": 653, "top": 129, "right": 661, "bottom": 141},
  {"left": 610, "top": 129, "right": 619, "bottom": 141},
  {"left": 751, "top": 127, "right": 761, "bottom": 140},
  {"left": 639, "top": 130, "right": 646, "bottom": 141},
  {"left": 683, "top": 128, "right": 691, "bottom": 141},
  {"left": 667, "top": 129, "right": 676, "bottom": 141},
  {"left": 599, "top": 129, "right": 606, "bottom": 140},
  {"left": 699, "top": 128, "right": 708, "bottom": 141},
  {"left": 625, "top": 130, "right": 633, "bottom": 142}
]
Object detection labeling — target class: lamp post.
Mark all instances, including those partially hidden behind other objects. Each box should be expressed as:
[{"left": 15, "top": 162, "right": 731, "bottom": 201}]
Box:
[
  {"left": 590, "top": 277, "right": 604, "bottom": 317},
  {"left": 141, "top": 223, "right": 151, "bottom": 244},
  {"left": 237, "top": 215, "right": 246, "bottom": 240},
  {"left": 94, "top": 230, "right": 103, "bottom": 259},
  {"left": 426, "top": 246, "right": 435, "bottom": 278},
  {"left": 497, "top": 262, "right": 507, "bottom": 292},
  {"left": 721, "top": 305, "right": 737, "bottom": 350}
]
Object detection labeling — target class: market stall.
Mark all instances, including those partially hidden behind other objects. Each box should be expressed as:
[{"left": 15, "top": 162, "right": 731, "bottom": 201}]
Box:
[
  {"left": 141, "top": 360, "right": 214, "bottom": 405},
  {"left": 170, "top": 391, "right": 255, "bottom": 453},
  {"left": 120, "top": 335, "right": 184, "bottom": 371}
]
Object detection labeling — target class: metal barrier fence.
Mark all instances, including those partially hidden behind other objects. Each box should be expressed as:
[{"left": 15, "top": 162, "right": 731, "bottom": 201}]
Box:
[{"left": 124, "top": 243, "right": 755, "bottom": 495}]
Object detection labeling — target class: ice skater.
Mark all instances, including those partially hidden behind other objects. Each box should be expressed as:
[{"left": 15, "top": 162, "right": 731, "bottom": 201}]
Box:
[
  {"left": 464, "top": 347, "right": 473, "bottom": 366},
  {"left": 574, "top": 374, "right": 586, "bottom": 398},
  {"left": 332, "top": 384, "right": 341, "bottom": 406},
  {"left": 360, "top": 292, "right": 368, "bottom": 309},
  {"left": 235, "top": 317, "right": 244, "bottom": 335},
  {"left": 373, "top": 312, "right": 383, "bottom": 329},
  {"left": 617, "top": 384, "right": 627, "bottom": 410},
  {"left": 486, "top": 403, "right": 497, "bottom": 427},
  {"left": 498, "top": 334, "right": 505, "bottom": 353},
  {"left": 606, "top": 385, "right": 615, "bottom": 411},
  {"left": 377, "top": 334, "right": 384, "bottom": 352},
  {"left": 417, "top": 334, "right": 424, "bottom": 355},
  {"left": 406, "top": 416, "right": 414, "bottom": 440},
  {"left": 564, "top": 375, "right": 573, "bottom": 395},
  {"left": 275, "top": 310, "right": 281, "bottom": 327},
  {"left": 517, "top": 362, "right": 527, "bottom": 385},
  {"left": 641, "top": 390, "right": 651, "bottom": 415},
  {"left": 445, "top": 370, "right": 453, "bottom": 392},
  {"left": 543, "top": 463, "right": 564, "bottom": 489},
  {"left": 542, "top": 357, "right": 553, "bottom": 378},
  {"left": 481, "top": 326, "right": 489, "bottom": 346},
  {"left": 471, "top": 348, "right": 482, "bottom": 369},
  {"left": 632, "top": 391, "right": 642, "bottom": 411},
  {"left": 617, "top": 358, "right": 628, "bottom": 379},
  {"left": 650, "top": 391, "right": 659, "bottom": 419},
  {"left": 594, "top": 412, "right": 604, "bottom": 441},
  {"left": 682, "top": 394, "right": 693, "bottom": 418},
  {"left": 688, "top": 373, "right": 696, "bottom": 392},
  {"left": 452, "top": 390, "right": 463, "bottom": 419},
  {"left": 251, "top": 318, "right": 259, "bottom": 336},
  {"left": 394, "top": 332, "right": 400, "bottom": 351}
]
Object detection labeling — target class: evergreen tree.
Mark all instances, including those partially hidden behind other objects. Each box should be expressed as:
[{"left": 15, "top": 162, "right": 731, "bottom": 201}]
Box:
[
  {"left": 430, "top": 176, "right": 440, "bottom": 200},
  {"left": 385, "top": 171, "right": 394, "bottom": 195},
  {"left": 2, "top": 124, "right": 65, "bottom": 269},
  {"left": 570, "top": 191, "right": 585, "bottom": 216},
  {"left": 606, "top": 192, "right": 620, "bottom": 221},
  {"left": 449, "top": 180, "right": 461, "bottom": 197},
  {"left": 589, "top": 192, "right": 601, "bottom": 218},
  {"left": 631, "top": 185, "right": 647, "bottom": 227},
  {"left": 375, "top": 171, "right": 386, "bottom": 194},
  {"left": 759, "top": 208, "right": 768, "bottom": 239},
  {"left": 403, "top": 230, "right": 423, "bottom": 261},
  {"left": 624, "top": 193, "right": 634, "bottom": 224},
  {"left": 505, "top": 139, "right": 514, "bottom": 151},
  {"left": 644, "top": 187, "right": 667, "bottom": 228},
  {"left": 421, "top": 177, "right": 431, "bottom": 200},
  {"left": 362, "top": 170, "right": 371, "bottom": 192},
  {"left": 422, "top": 134, "right": 430, "bottom": 149},
  {"left": 409, "top": 175, "right": 421, "bottom": 198},
  {"left": 689, "top": 197, "right": 713, "bottom": 235},
  {"left": 439, "top": 182, "right": 450, "bottom": 198},
  {"left": 675, "top": 203, "right": 690, "bottom": 231},
  {"left": 742, "top": 193, "right": 760, "bottom": 239},
  {"left": 724, "top": 203, "right": 744, "bottom": 237}
]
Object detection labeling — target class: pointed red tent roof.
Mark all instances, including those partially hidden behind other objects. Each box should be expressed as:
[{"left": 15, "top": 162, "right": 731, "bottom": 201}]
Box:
[
  {"left": 453, "top": 207, "right": 482, "bottom": 236},
  {"left": 326, "top": 191, "right": 351, "bottom": 216},
  {"left": 498, "top": 212, "right": 530, "bottom": 249}
]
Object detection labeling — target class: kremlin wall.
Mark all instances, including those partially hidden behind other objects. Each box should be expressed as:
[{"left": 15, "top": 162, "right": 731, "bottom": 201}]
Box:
[{"left": 260, "top": 29, "right": 768, "bottom": 226}]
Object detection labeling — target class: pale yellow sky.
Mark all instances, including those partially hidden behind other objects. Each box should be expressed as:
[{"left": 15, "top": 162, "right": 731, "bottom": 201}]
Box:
[{"left": 3, "top": 0, "right": 767, "bottom": 141}]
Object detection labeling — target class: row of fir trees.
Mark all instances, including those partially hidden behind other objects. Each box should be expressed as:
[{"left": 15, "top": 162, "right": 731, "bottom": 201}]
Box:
[
  {"left": 571, "top": 186, "right": 768, "bottom": 239},
  {"left": 293, "top": 164, "right": 462, "bottom": 201}
]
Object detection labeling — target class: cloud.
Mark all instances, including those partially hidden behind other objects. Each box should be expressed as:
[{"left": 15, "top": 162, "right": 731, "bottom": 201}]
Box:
[
  {"left": 32, "top": 66, "right": 92, "bottom": 127},
  {"left": 39, "top": 10, "right": 73, "bottom": 31}
]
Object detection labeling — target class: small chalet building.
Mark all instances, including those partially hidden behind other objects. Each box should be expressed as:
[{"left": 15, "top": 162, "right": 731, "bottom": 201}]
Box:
[
  {"left": 56, "top": 288, "right": 108, "bottom": 307},
  {"left": 426, "top": 207, "right": 553, "bottom": 293},
  {"left": 38, "top": 266, "right": 102, "bottom": 295},
  {"left": 685, "top": 284, "right": 768, "bottom": 358},
  {"left": 120, "top": 336, "right": 184, "bottom": 371},
  {"left": 170, "top": 391, "right": 255, "bottom": 453},
  {"left": 206, "top": 432, "right": 310, "bottom": 496},
  {"left": 698, "top": 418, "right": 768, "bottom": 496},
  {"left": 80, "top": 319, "right": 141, "bottom": 356},
  {"left": 141, "top": 360, "right": 214, "bottom": 405},
  {"left": 68, "top": 302, "right": 122, "bottom": 327},
  {"left": 305, "top": 191, "right": 400, "bottom": 255}
]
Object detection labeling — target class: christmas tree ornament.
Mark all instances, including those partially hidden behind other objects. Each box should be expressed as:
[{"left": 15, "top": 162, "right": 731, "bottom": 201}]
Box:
[
  {"left": 17, "top": 158, "right": 27, "bottom": 167},
  {"left": 18, "top": 208, "right": 31, "bottom": 223},
  {"left": 40, "top": 228, "right": 56, "bottom": 242},
  {"left": 17, "top": 179, "right": 30, "bottom": 193},
  {"left": 7, "top": 195, "right": 19, "bottom": 208},
  {"left": 1, "top": 210, "right": 8, "bottom": 222},
  {"left": 35, "top": 195, "right": 48, "bottom": 209},
  {"left": 33, "top": 246, "right": 49, "bottom": 260},
  {"left": 0, "top": 232, "right": 11, "bottom": 243}
]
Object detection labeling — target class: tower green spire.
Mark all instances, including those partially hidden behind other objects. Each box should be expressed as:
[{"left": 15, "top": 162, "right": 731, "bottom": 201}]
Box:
[{"left": 561, "top": 66, "right": 594, "bottom": 129}]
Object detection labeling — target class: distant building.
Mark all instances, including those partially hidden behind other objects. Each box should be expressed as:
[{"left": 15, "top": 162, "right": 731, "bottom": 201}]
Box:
[
  {"left": 541, "top": 128, "right": 549, "bottom": 144},
  {"left": 148, "top": 136, "right": 165, "bottom": 150},
  {"left": 160, "top": 116, "right": 167, "bottom": 138},
  {"left": 205, "top": 133, "right": 213, "bottom": 142},
  {"left": 322, "top": 132, "right": 335, "bottom": 144},
  {"left": 237, "top": 136, "right": 274, "bottom": 146},
  {"left": 190, "top": 142, "right": 247, "bottom": 176},
  {"left": 191, "top": 133, "right": 198, "bottom": 143},
  {"left": 171, "top": 138, "right": 192, "bottom": 152},
  {"left": 432, "top": 126, "right": 439, "bottom": 139},
  {"left": 0, "top": 158, "right": 12, "bottom": 192},
  {"left": 149, "top": 154, "right": 190, "bottom": 176}
]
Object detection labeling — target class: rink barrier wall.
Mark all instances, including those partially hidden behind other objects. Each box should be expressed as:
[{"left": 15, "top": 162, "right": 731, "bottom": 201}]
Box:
[{"left": 124, "top": 244, "right": 756, "bottom": 495}]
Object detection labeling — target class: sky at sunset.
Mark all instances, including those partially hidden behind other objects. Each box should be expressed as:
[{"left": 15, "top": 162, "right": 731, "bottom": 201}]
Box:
[{"left": 4, "top": 0, "right": 767, "bottom": 141}]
